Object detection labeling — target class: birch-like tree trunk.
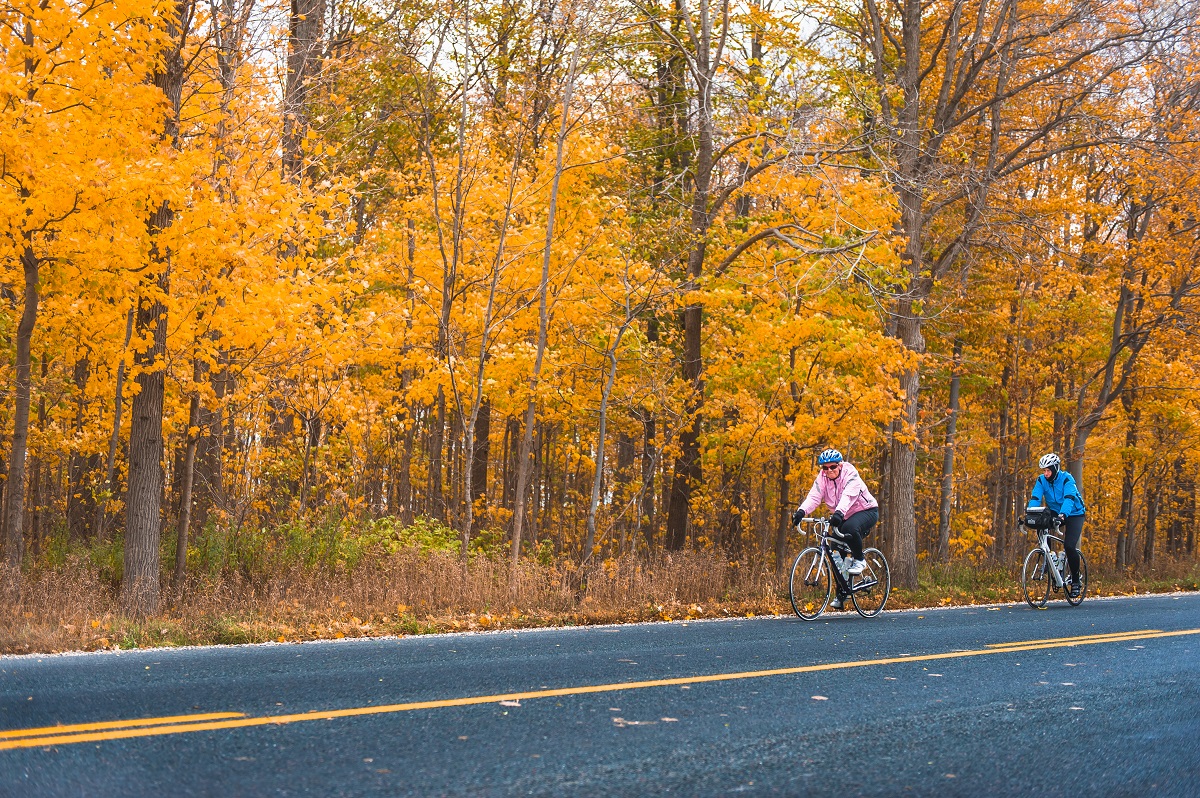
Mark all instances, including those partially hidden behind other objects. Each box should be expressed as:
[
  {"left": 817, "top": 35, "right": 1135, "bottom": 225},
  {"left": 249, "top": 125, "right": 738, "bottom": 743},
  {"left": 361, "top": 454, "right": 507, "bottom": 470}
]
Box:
[
  {"left": 512, "top": 40, "right": 582, "bottom": 567},
  {"left": 585, "top": 301, "right": 642, "bottom": 560}
]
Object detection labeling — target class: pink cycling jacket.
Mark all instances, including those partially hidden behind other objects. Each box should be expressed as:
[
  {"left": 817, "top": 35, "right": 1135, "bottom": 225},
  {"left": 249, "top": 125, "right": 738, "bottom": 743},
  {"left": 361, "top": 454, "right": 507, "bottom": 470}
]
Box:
[{"left": 799, "top": 462, "right": 878, "bottom": 519}]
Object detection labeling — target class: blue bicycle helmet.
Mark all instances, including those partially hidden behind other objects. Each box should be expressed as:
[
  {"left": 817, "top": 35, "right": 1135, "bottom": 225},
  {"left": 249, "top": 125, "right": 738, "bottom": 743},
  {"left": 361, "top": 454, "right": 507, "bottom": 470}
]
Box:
[{"left": 817, "top": 448, "right": 843, "bottom": 465}]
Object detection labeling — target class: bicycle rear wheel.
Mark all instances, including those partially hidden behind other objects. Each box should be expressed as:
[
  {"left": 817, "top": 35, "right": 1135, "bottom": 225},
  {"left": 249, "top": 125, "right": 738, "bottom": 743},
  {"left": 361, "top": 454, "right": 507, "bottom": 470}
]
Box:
[
  {"left": 1065, "top": 551, "right": 1088, "bottom": 606},
  {"left": 1021, "top": 548, "right": 1050, "bottom": 609},
  {"left": 789, "top": 547, "right": 830, "bottom": 620},
  {"left": 850, "top": 548, "right": 890, "bottom": 617}
]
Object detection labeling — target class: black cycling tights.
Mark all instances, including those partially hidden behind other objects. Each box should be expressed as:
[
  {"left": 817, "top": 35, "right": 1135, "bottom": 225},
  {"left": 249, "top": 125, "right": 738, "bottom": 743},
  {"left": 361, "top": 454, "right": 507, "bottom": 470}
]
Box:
[
  {"left": 1062, "top": 515, "right": 1084, "bottom": 583},
  {"left": 835, "top": 507, "right": 878, "bottom": 561}
]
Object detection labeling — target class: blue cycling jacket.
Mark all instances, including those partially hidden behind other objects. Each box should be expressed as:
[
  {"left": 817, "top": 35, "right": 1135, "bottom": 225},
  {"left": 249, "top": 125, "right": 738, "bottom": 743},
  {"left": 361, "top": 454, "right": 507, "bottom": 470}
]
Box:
[{"left": 1031, "top": 470, "right": 1086, "bottom": 517}]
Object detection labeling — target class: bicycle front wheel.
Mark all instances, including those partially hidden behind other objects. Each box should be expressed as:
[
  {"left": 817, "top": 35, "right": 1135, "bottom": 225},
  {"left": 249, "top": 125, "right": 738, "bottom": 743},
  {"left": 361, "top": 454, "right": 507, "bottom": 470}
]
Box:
[
  {"left": 1065, "top": 551, "right": 1088, "bottom": 607},
  {"left": 850, "top": 547, "right": 891, "bottom": 617},
  {"left": 789, "top": 547, "right": 830, "bottom": 620},
  {"left": 1021, "top": 548, "right": 1050, "bottom": 609}
]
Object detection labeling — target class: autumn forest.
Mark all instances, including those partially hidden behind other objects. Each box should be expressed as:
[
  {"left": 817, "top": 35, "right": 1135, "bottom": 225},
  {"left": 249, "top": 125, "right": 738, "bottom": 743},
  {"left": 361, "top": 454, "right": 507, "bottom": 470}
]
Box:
[{"left": 2, "top": 0, "right": 1200, "bottom": 632}]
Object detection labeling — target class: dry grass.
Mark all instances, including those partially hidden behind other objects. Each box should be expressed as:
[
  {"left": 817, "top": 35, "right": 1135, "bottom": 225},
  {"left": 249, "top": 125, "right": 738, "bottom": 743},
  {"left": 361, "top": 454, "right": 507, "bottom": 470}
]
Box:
[
  {"left": 0, "top": 551, "right": 784, "bottom": 655},
  {"left": 2, "top": 550, "right": 1197, "bottom": 656}
]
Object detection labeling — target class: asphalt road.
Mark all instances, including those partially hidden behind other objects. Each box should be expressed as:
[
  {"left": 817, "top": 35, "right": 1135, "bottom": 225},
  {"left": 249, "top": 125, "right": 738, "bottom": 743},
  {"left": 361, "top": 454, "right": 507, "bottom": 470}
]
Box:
[{"left": 1, "top": 594, "right": 1198, "bottom": 797}]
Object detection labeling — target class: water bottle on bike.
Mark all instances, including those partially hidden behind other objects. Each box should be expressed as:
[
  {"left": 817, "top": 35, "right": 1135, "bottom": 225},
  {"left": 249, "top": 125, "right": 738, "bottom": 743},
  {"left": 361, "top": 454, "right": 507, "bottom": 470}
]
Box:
[{"left": 831, "top": 550, "right": 849, "bottom": 580}]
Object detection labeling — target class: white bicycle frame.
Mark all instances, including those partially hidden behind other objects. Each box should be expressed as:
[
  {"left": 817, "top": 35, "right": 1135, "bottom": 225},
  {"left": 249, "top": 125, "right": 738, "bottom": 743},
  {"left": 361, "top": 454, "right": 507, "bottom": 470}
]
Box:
[{"left": 1035, "top": 526, "right": 1069, "bottom": 589}]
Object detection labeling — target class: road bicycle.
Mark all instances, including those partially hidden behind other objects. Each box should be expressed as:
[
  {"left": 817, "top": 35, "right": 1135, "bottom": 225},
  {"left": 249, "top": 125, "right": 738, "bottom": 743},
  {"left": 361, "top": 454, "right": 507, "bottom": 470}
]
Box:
[
  {"left": 1019, "top": 508, "right": 1088, "bottom": 609},
  {"left": 788, "top": 516, "right": 891, "bottom": 620}
]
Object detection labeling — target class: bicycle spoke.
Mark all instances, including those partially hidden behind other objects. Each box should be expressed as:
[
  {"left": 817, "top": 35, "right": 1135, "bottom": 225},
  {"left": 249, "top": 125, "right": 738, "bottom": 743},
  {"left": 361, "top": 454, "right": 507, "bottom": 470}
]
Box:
[
  {"left": 850, "top": 548, "right": 890, "bottom": 617},
  {"left": 1021, "top": 548, "right": 1050, "bottom": 609}
]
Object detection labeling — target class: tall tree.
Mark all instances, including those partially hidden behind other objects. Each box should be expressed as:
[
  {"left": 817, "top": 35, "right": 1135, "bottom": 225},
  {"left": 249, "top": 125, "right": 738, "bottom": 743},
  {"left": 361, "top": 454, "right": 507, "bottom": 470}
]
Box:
[
  {"left": 840, "top": 0, "right": 1172, "bottom": 586},
  {"left": 122, "top": 0, "right": 194, "bottom": 617}
]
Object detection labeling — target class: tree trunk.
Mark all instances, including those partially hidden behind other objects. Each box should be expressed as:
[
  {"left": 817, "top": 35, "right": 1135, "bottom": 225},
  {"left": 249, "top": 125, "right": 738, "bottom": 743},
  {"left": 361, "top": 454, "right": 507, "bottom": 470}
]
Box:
[
  {"left": 173, "top": 360, "right": 203, "bottom": 594},
  {"left": 992, "top": 352, "right": 1013, "bottom": 562},
  {"left": 95, "top": 308, "right": 135, "bottom": 539},
  {"left": 1187, "top": 475, "right": 1196, "bottom": 556},
  {"left": 586, "top": 324, "right": 633, "bottom": 561},
  {"left": 282, "top": 0, "right": 326, "bottom": 179},
  {"left": 460, "top": 149, "right": 523, "bottom": 546},
  {"left": 616, "top": 432, "right": 636, "bottom": 555},
  {"left": 1117, "top": 384, "right": 1140, "bottom": 570},
  {"left": 122, "top": 0, "right": 189, "bottom": 616},
  {"left": 66, "top": 354, "right": 92, "bottom": 540},
  {"left": 775, "top": 446, "right": 790, "bottom": 575},
  {"left": 885, "top": 301, "right": 922, "bottom": 589},
  {"left": 1169, "top": 456, "right": 1185, "bottom": 557},
  {"left": 639, "top": 316, "right": 659, "bottom": 554},
  {"left": 195, "top": 353, "right": 226, "bottom": 531},
  {"left": 665, "top": 0, "right": 721, "bottom": 552},
  {"left": 936, "top": 339, "right": 962, "bottom": 563},
  {"left": 640, "top": 413, "right": 657, "bottom": 554},
  {"left": 28, "top": 355, "right": 47, "bottom": 558},
  {"left": 396, "top": 407, "right": 415, "bottom": 525},
  {"left": 123, "top": 248, "right": 170, "bottom": 617},
  {"left": 431, "top": 388, "right": 445, "bottom": 521},
  {"left": 3, "top": 243, "right": 39, "bottom": 575},
  {"left": 471, "top": 401, "right": 490, "bottom": 513},
  {"left": 395, "top": 219, "right": 417, "bottom": 525},
  {"left": 1143, "top": 475, "right": 1158, "bottom": 567},
  {"left": 1053, "top": 375, "right": 1066, "bottom": 457}
]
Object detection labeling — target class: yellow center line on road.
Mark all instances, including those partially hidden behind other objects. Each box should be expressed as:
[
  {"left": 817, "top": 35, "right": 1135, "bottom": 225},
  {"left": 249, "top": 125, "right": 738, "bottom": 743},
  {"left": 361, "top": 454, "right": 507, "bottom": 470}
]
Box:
[
  {"left": 3, "top": 627, "right": 1196, "bottom": 752},
  {"left": 0, "top": 712, "right": 246, "bottom": 740},
  {"left": 985, "top": 629, "right": 1160, "bottom": 648}
]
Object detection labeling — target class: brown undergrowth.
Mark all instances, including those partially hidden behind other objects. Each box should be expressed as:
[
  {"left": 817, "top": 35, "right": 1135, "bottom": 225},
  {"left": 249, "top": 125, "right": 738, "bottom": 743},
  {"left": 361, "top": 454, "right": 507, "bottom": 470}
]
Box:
[{"left": 2, "top": 551, "right": 1197, "bottom": 656}]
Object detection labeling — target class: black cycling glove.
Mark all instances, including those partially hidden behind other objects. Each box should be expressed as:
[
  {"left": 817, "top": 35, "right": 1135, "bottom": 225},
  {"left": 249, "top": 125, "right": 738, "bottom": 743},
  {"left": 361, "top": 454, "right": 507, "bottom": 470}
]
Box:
[
  {"left": 791, "top": 508, "right": 804, "bottom": 527},
  {"left": 830, "top": 510, "right": 845, "bottom": 528}
]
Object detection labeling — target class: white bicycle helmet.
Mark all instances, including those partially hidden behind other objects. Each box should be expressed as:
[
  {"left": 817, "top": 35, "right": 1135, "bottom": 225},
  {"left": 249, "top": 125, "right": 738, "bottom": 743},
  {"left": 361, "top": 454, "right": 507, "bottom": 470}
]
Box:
[{"left": 1038, "top": 452, "right": 1061, "bottom": 470}]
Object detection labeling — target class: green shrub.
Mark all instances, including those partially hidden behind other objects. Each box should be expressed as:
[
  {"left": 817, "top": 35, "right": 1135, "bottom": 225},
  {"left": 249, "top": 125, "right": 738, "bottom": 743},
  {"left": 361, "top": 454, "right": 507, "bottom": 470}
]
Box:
[{"left": 359, "top": 516, "right": 461, "bottom": 556}]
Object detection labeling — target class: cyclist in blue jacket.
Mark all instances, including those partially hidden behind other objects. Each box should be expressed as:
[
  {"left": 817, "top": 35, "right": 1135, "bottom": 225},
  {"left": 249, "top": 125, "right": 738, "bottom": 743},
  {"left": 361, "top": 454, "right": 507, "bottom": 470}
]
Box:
[{"left": 1030, "top": 453, "right": 1087, "bottom": 598}]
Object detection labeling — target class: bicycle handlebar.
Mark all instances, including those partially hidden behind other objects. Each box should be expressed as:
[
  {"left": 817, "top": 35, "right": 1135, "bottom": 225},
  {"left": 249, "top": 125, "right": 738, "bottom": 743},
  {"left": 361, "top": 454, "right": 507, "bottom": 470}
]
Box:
[{"left": 795, "top": 517, "right": 843, "bottom": 539}]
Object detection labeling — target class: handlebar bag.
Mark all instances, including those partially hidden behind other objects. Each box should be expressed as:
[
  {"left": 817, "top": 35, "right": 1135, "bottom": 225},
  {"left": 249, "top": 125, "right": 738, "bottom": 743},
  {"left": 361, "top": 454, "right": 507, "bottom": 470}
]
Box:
[{"left": 1022, "top": 507, "right": 1055, "bottom": 530}]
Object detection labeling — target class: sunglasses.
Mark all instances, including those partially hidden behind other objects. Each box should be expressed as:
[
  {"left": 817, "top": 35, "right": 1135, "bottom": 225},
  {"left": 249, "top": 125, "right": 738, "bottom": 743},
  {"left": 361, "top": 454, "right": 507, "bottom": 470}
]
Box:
[{"left": 820, "top": 463, "right": 841, "bottom": 471}]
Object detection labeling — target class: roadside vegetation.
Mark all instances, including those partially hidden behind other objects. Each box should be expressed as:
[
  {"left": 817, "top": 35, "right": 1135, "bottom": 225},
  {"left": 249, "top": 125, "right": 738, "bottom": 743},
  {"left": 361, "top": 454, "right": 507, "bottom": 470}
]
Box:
[{"left": 4, "top": 518, "right": 1196, "bottom": 655}]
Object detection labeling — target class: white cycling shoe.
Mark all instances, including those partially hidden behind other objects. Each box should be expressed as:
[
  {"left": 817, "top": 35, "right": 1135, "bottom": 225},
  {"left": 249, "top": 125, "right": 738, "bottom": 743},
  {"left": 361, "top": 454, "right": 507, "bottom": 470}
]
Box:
[{"left": 847, "top": 558, "right": 867, "bottom": 575}]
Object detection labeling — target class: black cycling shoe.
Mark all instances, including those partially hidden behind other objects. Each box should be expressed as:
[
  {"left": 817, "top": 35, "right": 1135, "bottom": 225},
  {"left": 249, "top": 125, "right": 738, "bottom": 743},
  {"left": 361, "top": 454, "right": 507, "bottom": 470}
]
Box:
[{"left": 1069, "top": 581, "right": 1082, "bottom": 599}]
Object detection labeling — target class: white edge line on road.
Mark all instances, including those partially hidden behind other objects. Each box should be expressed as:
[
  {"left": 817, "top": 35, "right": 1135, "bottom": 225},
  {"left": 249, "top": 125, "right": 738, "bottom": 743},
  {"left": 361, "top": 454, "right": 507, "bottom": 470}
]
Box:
[{"left": 3, "top": 590, "right": 1198, "bottom": 662}]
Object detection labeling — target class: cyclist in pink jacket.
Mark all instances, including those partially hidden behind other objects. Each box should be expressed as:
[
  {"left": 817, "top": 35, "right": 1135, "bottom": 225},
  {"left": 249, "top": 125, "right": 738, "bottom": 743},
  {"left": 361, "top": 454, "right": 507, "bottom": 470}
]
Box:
[{"left": 791, "top": 448, "right": 879, "bottom": 608}]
